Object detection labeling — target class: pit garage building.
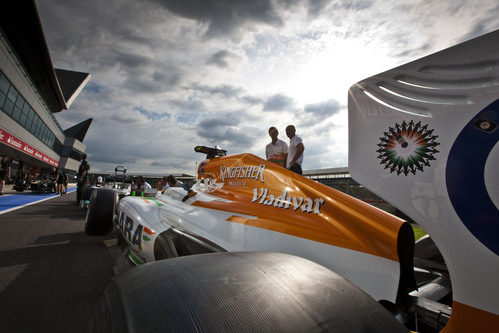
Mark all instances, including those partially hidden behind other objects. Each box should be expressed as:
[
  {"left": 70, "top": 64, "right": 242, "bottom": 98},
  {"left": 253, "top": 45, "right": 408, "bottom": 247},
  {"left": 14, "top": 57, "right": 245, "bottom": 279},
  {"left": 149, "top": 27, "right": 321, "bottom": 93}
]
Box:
[{"left": 0, "top": 1, "right": 91, "bottom": 179}]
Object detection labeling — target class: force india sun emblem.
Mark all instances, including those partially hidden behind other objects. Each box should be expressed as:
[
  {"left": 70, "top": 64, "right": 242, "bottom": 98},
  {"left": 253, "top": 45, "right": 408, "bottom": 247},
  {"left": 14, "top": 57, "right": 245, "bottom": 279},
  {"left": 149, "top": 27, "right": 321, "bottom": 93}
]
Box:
[{"left": 377, "top": 120, "right": 439, "bottom": 176}]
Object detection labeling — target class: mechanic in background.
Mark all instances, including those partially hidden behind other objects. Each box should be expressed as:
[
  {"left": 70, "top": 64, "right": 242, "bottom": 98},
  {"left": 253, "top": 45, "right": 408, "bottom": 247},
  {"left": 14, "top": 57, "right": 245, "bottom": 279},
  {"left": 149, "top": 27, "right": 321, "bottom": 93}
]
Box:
[
  {"left": 157, "top": 176, "right": 168, "bottom": 193},
  {"left": 136, "top": 176, "right": 151, "bottom": 191},
  {"left": 56, "top": 168, "right": 65, "bottom": 195},
  {"left": 50, "top": 167, "right": 59, "bottom": 193},
  {"left": 131, "top": 178, "right": 138, "bottom": 191},
  {"left": 16, "top": 163, "right": 27, "bottom": 182},
  {"left": 0, "top": 155, "right": 11, "bottom": 195},
  {"left": 285, "top": 125, "right": 305, "bottom": 175},
  {"left": 76, "top": 154, "right": 90, "bottom": 205},
  {"left": 265, "top": 126, "right": 288, "bottom": 168},
  {"left": 61, "top": 170, "right": 68, "bottom": 194},
  {"left": 164, "top": 175, "right": 197, "bottom": 202}
]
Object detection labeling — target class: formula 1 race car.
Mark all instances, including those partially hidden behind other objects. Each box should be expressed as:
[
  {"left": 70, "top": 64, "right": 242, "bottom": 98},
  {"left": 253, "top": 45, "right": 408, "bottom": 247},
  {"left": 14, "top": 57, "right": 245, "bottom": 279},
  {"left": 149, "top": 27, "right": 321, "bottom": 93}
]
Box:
[
  {"left": 29, "top": 176, "right": 55, "bottom": 193},
  {"left": 80, "top": 166, "right": 130, "bottom": 209},
  {"left": 13, "top": 178, "right": 29, "bottom": 192},
  {"left": 85, "top": 31, "right": 499, "bottom": 332}
]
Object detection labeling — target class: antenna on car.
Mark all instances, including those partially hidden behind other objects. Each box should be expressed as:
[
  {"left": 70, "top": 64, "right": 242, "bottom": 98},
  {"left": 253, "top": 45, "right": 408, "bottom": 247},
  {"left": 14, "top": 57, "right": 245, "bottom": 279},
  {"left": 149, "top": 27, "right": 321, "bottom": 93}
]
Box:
[{"left": 194, "top": 146, "right": 227, "bottom": 159}]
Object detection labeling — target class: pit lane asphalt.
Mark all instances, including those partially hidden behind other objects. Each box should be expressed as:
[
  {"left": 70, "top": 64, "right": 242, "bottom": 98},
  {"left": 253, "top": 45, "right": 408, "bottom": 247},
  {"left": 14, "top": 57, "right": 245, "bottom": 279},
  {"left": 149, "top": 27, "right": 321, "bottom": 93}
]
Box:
[{"left": 0, "top": 191, "right": 115, "bottom": 332}]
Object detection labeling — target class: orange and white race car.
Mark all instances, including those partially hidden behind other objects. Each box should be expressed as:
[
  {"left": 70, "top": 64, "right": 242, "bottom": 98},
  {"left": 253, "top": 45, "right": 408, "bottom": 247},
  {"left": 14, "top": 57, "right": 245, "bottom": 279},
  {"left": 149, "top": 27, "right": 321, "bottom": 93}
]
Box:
[{"left": 85, "top": 31, "right": 498, "bottom": 332}]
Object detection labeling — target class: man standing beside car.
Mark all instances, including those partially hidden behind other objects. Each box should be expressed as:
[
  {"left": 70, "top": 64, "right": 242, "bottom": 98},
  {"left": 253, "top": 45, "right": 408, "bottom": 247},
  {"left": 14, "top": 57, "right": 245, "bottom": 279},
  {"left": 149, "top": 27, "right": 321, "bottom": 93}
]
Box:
[
  {"left": 76, "top": 154, "right": 90, "bottom": 205},
  {"left": 285, "top": 125, "right": 305, "bottom": 175}
]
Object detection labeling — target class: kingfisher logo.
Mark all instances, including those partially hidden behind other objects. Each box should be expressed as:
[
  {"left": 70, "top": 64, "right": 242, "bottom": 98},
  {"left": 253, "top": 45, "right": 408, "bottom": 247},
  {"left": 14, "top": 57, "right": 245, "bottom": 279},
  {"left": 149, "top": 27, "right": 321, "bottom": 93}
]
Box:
[{"left": 220, "top": 165, "right": 266, "bottom": 183}]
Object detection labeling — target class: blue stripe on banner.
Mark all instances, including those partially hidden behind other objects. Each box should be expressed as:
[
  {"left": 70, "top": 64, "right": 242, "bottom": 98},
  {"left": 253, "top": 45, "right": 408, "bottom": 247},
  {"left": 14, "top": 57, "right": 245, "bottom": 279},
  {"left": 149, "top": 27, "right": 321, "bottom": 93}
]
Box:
[
  {"left": 446, "top": 99, "right": 499, "bottom": 256},
  {"left": 0, "top": 187, "right": 77, "bottom": 212}
]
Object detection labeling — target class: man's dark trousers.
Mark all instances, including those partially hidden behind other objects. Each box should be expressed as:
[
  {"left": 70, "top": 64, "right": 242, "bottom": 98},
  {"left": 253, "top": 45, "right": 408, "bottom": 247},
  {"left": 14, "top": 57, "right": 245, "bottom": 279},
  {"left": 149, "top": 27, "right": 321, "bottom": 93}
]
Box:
[
  {"left": 76, "top": 181, "right": 85, "bottom": 204},
  {"left": 289, "top": 163, "right": 302, "bottom": 175}
]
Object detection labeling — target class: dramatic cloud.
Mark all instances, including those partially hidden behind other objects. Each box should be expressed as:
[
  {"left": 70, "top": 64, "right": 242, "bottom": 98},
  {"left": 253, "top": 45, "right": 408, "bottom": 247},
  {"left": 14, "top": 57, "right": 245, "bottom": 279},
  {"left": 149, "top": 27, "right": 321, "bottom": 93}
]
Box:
[
  {"left": 150, "top": 0, "right": 283, "bottom": 37},
  {"left": 195, "top": 112, "right": 263, "bottom": 151},
  {"left": 34, "top": 0, "right": 498, "bottom": 174},
  {"left": 458, "top": 4, "right": 499, "bottom": 42},
  {"left": 189, "top": 83, "right": 244, "bottom": 98},
  {"left": 263, "top": 94, "right": 295, "bottom": 112},
  {"left": 150, "top": 161, "right": 171, "bottom": 167},
  {"left": 304, "top": 99, "right": 342, "bottom": 117},
  {"left": 206, "top": 50, "right": 235, "bottom": 68},
  {"left": 133, "top": 107, "right": 170, "bottom": 121}
]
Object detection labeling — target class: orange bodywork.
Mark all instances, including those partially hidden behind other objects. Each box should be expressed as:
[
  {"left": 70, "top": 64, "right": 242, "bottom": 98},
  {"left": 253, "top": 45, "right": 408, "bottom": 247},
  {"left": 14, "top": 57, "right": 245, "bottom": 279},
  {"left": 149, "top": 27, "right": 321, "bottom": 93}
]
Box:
[
  {"left": 442, "top": 301, "right": 499, "bottom": 333},
  {"left": 195, "top": 153, "right": 406, "bottom": 262}
]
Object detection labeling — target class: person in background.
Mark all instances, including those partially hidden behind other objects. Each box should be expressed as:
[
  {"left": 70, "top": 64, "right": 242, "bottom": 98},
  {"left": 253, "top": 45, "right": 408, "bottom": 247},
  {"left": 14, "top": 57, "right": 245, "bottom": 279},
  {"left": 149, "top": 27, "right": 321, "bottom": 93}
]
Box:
[
  {"left": 265, "top": 126, "right": 288, "bottom": 168},
  {"left": 285, "top": 125, "right": 305, "bottom": 175},
  {"left": 158, "top": 176, "right": 168, "bottom": 193},
  {"left": 61, "top": 170, "right": 68, "bottom": 194},
  {"left": 17, "top": 164, "right": 27, "bottom": 182},
  {"left": 165, "top": 175, "right": 196, "bottom": 202},
  {"left": 76, "top": 154, "right": 90, "bottom": 205},
  {"left": 56, "top": 168, "right": 64, "bottom": 195},
  {"left": 0, "top": 156, "right": 11, "bottom": 195},
  {"left": 51, "top": 166, "right": 59, "bottom": 193},
  {"left": 136, "top": 176, "right": 151, "bottom": 191},
  {"left": 131, "top": 178, "right": 138, "bottom": 192}
]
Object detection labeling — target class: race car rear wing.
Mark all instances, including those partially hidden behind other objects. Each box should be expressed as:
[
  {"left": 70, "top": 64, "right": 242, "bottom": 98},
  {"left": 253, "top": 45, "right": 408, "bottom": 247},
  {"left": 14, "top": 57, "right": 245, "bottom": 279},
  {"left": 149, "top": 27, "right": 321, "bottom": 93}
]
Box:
[{"left": 194, "top": 145, "right": 227, "bottom": 159}]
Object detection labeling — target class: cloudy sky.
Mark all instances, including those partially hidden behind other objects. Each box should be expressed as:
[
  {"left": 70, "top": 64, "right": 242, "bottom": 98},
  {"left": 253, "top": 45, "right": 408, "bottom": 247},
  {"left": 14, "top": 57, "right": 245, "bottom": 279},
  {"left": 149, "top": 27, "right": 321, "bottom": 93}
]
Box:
[{"left": 36, "top": 0, "right": 499, "bottom": 174}]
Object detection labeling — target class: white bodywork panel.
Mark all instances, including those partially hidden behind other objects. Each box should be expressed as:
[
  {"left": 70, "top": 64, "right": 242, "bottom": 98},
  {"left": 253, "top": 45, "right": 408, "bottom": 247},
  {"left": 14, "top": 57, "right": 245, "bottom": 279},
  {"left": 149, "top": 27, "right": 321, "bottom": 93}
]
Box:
[{"left": 349, "top": 31, "right": 499, "bottom": 314}]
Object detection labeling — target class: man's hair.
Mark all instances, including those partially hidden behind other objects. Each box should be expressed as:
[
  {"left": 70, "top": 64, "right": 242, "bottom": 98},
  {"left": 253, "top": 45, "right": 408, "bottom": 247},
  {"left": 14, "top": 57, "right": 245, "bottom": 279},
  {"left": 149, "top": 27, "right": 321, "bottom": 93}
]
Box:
[
  {"left": 286, "top": 125, "right": 295, "bottom": 131},
  {"left": 268, "top": 126, "right": 277, "bottom": 134},
  {"left": 166, "top": 175, "right": 176, "bottom": 183},
  {"left": 81, "top": 153, "right": 87, "bottom": 160},
  {"left": 138, "top": 176, "right": 145, "bottom": 181}
]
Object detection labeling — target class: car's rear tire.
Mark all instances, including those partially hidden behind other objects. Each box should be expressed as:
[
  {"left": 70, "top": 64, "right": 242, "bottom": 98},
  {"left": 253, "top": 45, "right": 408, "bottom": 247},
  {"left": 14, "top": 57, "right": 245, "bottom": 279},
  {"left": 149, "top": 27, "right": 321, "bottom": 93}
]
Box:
[
  {"left": 85, "top": 188, "right": 118, "bottom": 236},
  {"left": 91, "top": 252, "right": 408, "bottom": 332},
  {"left": 81, "top": 185, "right": 95, "bottom": 202}
]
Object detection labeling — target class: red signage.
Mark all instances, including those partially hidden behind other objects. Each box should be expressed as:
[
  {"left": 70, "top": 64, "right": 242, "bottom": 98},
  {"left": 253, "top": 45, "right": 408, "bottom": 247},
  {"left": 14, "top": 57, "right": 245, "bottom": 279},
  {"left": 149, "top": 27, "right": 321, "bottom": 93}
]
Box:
[{"left": 0, "top": 128, "right": 59, "bottom": 167}]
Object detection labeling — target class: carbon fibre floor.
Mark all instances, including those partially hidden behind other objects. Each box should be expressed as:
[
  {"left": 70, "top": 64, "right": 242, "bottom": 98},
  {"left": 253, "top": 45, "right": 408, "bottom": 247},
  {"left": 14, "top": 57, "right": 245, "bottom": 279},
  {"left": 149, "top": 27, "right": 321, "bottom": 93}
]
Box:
[{"left": 0, "top": 191, "right": 115, "bottom": 332}]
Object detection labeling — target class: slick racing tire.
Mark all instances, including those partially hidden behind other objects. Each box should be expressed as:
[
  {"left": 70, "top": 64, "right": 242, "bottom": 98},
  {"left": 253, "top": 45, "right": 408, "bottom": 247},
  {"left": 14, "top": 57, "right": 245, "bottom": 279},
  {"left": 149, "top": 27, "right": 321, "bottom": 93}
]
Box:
[
  {"left": 82, "top": 185, "right": 95, "bottom": 202},
  {"left": 85, "top": 188, "right": 118, "bottom": 236},
  {"left": 90, "top": 252, "right": 407, "bottom": 333}
]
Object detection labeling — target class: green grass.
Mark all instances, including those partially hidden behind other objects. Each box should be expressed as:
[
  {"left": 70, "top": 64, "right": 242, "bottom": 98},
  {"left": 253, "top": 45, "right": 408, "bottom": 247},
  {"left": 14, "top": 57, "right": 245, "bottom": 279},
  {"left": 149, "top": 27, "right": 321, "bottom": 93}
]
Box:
[{"left": 412, "top": 225, "right": 427, "bottom": 241}]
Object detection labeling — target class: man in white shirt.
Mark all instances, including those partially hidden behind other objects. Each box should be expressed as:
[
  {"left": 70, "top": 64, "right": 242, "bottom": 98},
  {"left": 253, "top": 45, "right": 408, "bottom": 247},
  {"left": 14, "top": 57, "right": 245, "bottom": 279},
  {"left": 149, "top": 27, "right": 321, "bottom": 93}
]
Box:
[
  {"left": 265, "top": 127, "right": 288, "bottom": 168},
  {"left": 137, "top": 176, "right": 151, "bottom": 190},
  {"left": 165, "top": 175, "right": 197, "bottom": 202},
  {"left": 285, "top": 125, "right": 305, "bottom": 175}
]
